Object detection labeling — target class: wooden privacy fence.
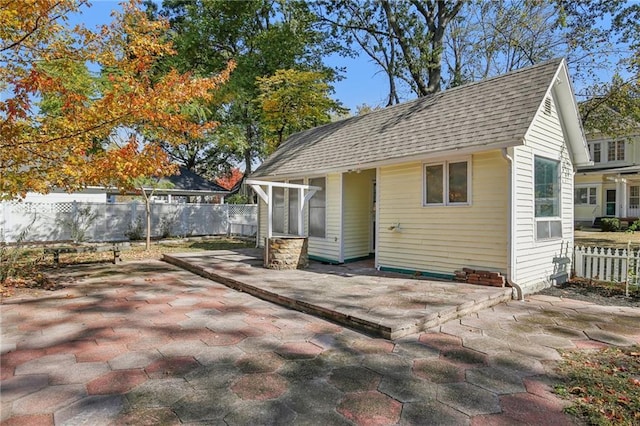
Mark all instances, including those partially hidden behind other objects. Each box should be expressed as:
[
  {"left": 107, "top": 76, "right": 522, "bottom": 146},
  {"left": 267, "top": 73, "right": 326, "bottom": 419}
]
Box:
[{"left": 573, "top": 245, "right": 640, "bottom": 285}]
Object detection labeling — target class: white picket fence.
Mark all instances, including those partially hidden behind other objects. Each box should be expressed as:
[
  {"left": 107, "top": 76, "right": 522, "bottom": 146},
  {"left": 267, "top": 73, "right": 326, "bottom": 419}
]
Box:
[
  {"left": 574, "top": 245, "right": 640, "bottom": 284},
  {"left": 0, "top": 201, "right": 257, "bottom": 243}
]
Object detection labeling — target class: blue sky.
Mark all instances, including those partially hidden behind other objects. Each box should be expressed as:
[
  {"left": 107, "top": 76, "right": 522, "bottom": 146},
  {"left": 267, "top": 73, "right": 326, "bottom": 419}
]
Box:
[
  {"left": 74, "top": 0, "right": 389, "bottom": 113},
  {"left": 68, "top": 0, "right": 633, "bottom": 111}
]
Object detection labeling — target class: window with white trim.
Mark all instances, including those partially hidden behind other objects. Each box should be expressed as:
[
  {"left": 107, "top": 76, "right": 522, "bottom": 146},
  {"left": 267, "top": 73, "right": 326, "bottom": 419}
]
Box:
[
  {"left": 424, "top": 160, "right": 470, "bottom": 206},
  {"left": 590, "top": 140, "right": 626, "bottom": 163},
  {"left": 630, "top": 186, "right": 639, "bottom": 210},
  {"left": 272, "top": 186, "right": 285, "bottom": 234},
  {"left": 574, "top": 187, "right": 597, "bottom": 205},
  {"left": 308, "top": 177, "right": 326, "bottom": 238},
  {"left": 534, "top": 156, "right": 562, "bottom": 240},
  {"left": 591, "top": 142, "right": 601, "bottom": 163},
  {"left": 607, "top": 140, "right": 625, "bottom": 162}
]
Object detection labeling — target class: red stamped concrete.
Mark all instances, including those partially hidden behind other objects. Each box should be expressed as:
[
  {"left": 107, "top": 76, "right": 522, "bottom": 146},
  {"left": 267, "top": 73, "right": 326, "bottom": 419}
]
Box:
[
  {"left": 231, "top": 373, "right": 288, "bottom": 400},
  {"left": 1, "top": 258, "right": 637, "bottom": 425},
  {"left": 144, "top": 356, "right": 200, "bottom": 379},
  {"left": 86, "top": 369, "right": 148, "bottom": 395},
  {"left": 337, "top": 391, "right": 402, "bottom": 426},
  {"left": 0, "top": 414, "right": 54, "bottom": 426}
]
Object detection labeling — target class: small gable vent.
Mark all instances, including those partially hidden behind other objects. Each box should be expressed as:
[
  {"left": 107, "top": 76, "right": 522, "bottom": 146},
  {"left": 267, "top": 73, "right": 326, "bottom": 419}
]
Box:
[{"left": 544, "top": 97, "right": 552, "bottom": 115}]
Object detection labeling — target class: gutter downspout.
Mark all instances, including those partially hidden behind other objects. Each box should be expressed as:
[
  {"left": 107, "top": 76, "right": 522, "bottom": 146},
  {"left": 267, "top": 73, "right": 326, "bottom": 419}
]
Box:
[{"left": 502, "top": 148, "right": 524, "bottom": 301}]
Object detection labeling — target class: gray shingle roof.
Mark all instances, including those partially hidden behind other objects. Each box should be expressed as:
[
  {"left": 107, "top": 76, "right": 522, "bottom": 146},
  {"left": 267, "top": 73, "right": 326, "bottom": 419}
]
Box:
[
  {"left": 252, "top": 58, "right": 563, "bottom": 178},
  {"left": 156, "top": 167, "right": 228, "bottom": 193}
]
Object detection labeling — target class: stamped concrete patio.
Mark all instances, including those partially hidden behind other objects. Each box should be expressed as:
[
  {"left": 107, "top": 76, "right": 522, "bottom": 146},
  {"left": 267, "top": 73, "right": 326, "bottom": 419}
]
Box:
[
  {"left": 163, "top": 249, "right": 513, "bottom": 339},
  {"left": 2, "top": 258, "right": 640, "bottom": 425}
]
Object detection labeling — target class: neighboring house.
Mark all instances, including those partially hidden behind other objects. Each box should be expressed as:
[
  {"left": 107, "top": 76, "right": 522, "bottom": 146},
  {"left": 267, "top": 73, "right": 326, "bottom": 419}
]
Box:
[
  {"left": 574, "top": 131, "right": 640, "bottom": 227},
  {"left": 250, "top": 59, "right": 591, "bottom": 297},
  {"left": 22, "top": 188, "right": 110, "bottom": 203},
  {"left": 20, "top": 167, "right": 229, "bottom": 204}
]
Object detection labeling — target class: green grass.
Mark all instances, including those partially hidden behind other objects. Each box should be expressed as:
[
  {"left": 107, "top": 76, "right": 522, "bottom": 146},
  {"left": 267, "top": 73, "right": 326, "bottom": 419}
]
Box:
[{"left": 555, "top": 345, "right": 640, "bottom": 425}]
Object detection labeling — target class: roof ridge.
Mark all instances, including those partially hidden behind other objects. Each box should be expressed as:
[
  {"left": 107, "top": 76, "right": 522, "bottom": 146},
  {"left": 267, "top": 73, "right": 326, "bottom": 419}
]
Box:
[
  {"left": 283, "top": 58, "right": 564, "bottom": 142},
  {"left": 253, "top": 57, "right": 568, "bottom": 178}
]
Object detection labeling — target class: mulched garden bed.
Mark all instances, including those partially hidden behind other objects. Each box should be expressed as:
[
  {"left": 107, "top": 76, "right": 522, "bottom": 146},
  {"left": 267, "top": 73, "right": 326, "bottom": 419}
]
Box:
[{"left": 538, "top": 278, "right": 640, "bottom": 308}]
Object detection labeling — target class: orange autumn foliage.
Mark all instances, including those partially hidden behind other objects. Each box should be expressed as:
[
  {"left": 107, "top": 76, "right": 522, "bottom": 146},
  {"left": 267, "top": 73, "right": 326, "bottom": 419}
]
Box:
[
  {"left": 215, "top": 168, "right": 244, "bottom": 191},
  {"left": 0, "top": 0, "right": 234, "bottom": 199}
]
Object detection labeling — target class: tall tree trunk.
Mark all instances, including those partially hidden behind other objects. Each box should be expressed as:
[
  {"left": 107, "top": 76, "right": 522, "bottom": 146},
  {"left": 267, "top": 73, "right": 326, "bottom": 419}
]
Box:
[{"left": 141, "top": 188, "right": 152, "bottom": 251}]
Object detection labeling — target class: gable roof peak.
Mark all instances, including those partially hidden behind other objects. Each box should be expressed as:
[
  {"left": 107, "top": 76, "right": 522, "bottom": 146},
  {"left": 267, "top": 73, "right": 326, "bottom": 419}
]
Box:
[{"left": 253, "top": 58, "right": 568, "bottom": 178}]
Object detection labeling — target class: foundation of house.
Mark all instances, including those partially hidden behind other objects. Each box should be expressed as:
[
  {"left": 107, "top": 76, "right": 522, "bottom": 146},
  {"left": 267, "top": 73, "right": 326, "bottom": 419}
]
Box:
[{"left": 265, "top": 236, "right": 309, "bottom": 270}]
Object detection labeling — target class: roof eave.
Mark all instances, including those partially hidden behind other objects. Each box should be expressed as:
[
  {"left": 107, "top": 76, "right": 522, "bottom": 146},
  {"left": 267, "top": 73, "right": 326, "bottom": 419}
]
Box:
[
  {"left": 251, "top": 140, "right": 522, "bottom": 179},
  {"left": 554, "top": 60, "right": 591, "bottom": 166}
]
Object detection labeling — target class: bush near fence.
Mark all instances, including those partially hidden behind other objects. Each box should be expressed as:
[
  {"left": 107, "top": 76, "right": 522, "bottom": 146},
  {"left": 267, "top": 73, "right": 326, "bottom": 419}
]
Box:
[{"left": 0, "top": 202, "right": 257, "bottom": 243}]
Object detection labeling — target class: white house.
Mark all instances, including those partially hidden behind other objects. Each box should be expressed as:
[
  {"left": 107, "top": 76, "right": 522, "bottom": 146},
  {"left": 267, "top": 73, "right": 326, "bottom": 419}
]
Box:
[
  {"left": 250, "top": 59, "right": 591, "bottom": 298},
  {"left": 574, "top": 131, "right": 640, "bottom": 227},
  {"left": 18, "top": 167, "right": 229, "bottom": 204}
]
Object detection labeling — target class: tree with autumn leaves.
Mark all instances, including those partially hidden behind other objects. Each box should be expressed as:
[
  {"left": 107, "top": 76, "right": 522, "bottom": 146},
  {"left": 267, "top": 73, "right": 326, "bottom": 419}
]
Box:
[{"left": 0, "top": 0, "right": 234, "bottom": 202}]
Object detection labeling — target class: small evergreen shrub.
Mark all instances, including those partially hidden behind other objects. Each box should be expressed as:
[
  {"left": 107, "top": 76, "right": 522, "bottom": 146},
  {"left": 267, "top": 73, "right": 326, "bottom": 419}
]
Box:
[{"left": 600, "top": 218, "right": 621, "bottom": 232}]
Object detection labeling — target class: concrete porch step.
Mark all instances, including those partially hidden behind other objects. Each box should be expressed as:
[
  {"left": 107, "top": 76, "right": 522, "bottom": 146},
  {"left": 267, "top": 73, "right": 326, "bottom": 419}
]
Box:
[{"left": 163, "top": 250, "right": 513, "bottom": 340}]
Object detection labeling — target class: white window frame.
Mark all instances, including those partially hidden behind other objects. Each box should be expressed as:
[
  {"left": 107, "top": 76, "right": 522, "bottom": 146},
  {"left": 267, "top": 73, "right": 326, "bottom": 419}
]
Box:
[
  {"left": 591, "top": 142, "right": 601, "bottom": 163},
  {"left": 272, "top": 182, "right": 286, "bottom": 234},
  {"left": 308, "top": 176, "right": 327, "bottom": 239},
  {"left": 606, "top": 140, "right": 625, "bottom": 162},
  {"left": 630, "top": 186, "right": 640, "bottom": 209},
  {"left": 423, "top": 157, "right": 472, "bottom": 207},
  {"left": 574, "top": 186, "right": 597, "bottom": 206},
  {"left": 534, "top": 155, "right": 562, "bottom": 241}
]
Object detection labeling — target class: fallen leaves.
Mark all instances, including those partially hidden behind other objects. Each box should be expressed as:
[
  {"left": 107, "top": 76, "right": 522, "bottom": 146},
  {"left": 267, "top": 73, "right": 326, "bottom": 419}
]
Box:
[{"left": 555, "top": 345, "right": 640, "bottom": 425}]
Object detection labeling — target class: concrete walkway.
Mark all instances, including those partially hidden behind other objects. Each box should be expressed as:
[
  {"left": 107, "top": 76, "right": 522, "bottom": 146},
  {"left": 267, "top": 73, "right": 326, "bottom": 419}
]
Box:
[
  {"left": 164, "top": 249, "right": 512, "bottom": 339},
  {"left": 1, "top": 259, "right": 639, "bottom": 425}
]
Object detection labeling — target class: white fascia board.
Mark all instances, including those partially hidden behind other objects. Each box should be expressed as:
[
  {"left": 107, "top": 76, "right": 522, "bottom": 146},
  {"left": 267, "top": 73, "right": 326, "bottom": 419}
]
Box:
[{"left": 251, "top": 140, "right": 520, "bottom": 180}]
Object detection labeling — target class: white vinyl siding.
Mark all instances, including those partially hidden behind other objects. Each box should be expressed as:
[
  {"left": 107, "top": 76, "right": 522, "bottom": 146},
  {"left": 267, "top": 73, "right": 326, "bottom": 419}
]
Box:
[
  {"left": 343, "top": 169, "right": 375, "bottom": 261},
  {"left": 258, "top": 197, "right": 267, "bottom": 247},
  {"left": 377, "top": 151, "right": 508, "bottom": 276},
  {"left": 514, "top": 93, "right": 574, "bottom": 292},
  {"left": 308, "top": 177, "right": 326, "bottom": 238}
]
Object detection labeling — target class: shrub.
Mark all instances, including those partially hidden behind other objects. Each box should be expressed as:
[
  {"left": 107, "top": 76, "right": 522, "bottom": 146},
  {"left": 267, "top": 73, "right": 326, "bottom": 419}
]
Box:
[
  {"left": 125, "top": 217, "right": 144, "bottom": 241},
  {"left": 627, "top": 219, "right": 640, "bottom": 233},
  {"left": 60, "top": 205, "right": 97, "bottom": 243},
  {"left": 226, "top": 193, "right": 252, "bottom": 204},
  {"left": 159, "top": 214, "right": 178, "bottom": 239},
  {"left": 600, "top": 218, "right": 621, "bottom": 232}
]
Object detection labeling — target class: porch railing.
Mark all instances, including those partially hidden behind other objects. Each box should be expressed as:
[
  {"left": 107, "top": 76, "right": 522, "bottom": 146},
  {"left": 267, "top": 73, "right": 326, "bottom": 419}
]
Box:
[{"left": 626, "top": 206, "right": 639, "bottom": 218}]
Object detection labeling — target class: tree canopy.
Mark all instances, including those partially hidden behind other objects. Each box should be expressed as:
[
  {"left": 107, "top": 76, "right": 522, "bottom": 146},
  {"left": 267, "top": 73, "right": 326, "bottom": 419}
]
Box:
[
  {"left": 0, "top": 0, "right": 233, "bottom": 200},
  {"left": 257, "top": 69, "right": 346, "bottom": 153},
  {"left": 147, "top": 0, "right": 343, "bottom": 178}
]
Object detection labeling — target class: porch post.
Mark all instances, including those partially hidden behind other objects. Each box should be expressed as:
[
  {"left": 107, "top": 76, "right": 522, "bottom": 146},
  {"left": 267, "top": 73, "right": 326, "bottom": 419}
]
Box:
[
  {"left": 621, "top": 178, "right": 628, "bottom": 218},
  {"left": 298, "top": 187, "right": 304, "bottom": 237},
  {"left": 616, "top": 175, "right": 627, "bottom": 218},
  {"left": 267, "top": 185, "right": 273, "bottom": 239}
]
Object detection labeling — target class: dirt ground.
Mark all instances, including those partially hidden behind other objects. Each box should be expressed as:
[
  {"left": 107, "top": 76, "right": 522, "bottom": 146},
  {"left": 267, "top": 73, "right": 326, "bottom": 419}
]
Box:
[
  {"left": 540, "top": 230, "right": 640, "bottom": 307},
  {"left": 538, "top": 280, "right": 640, "bottom": 308}
]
